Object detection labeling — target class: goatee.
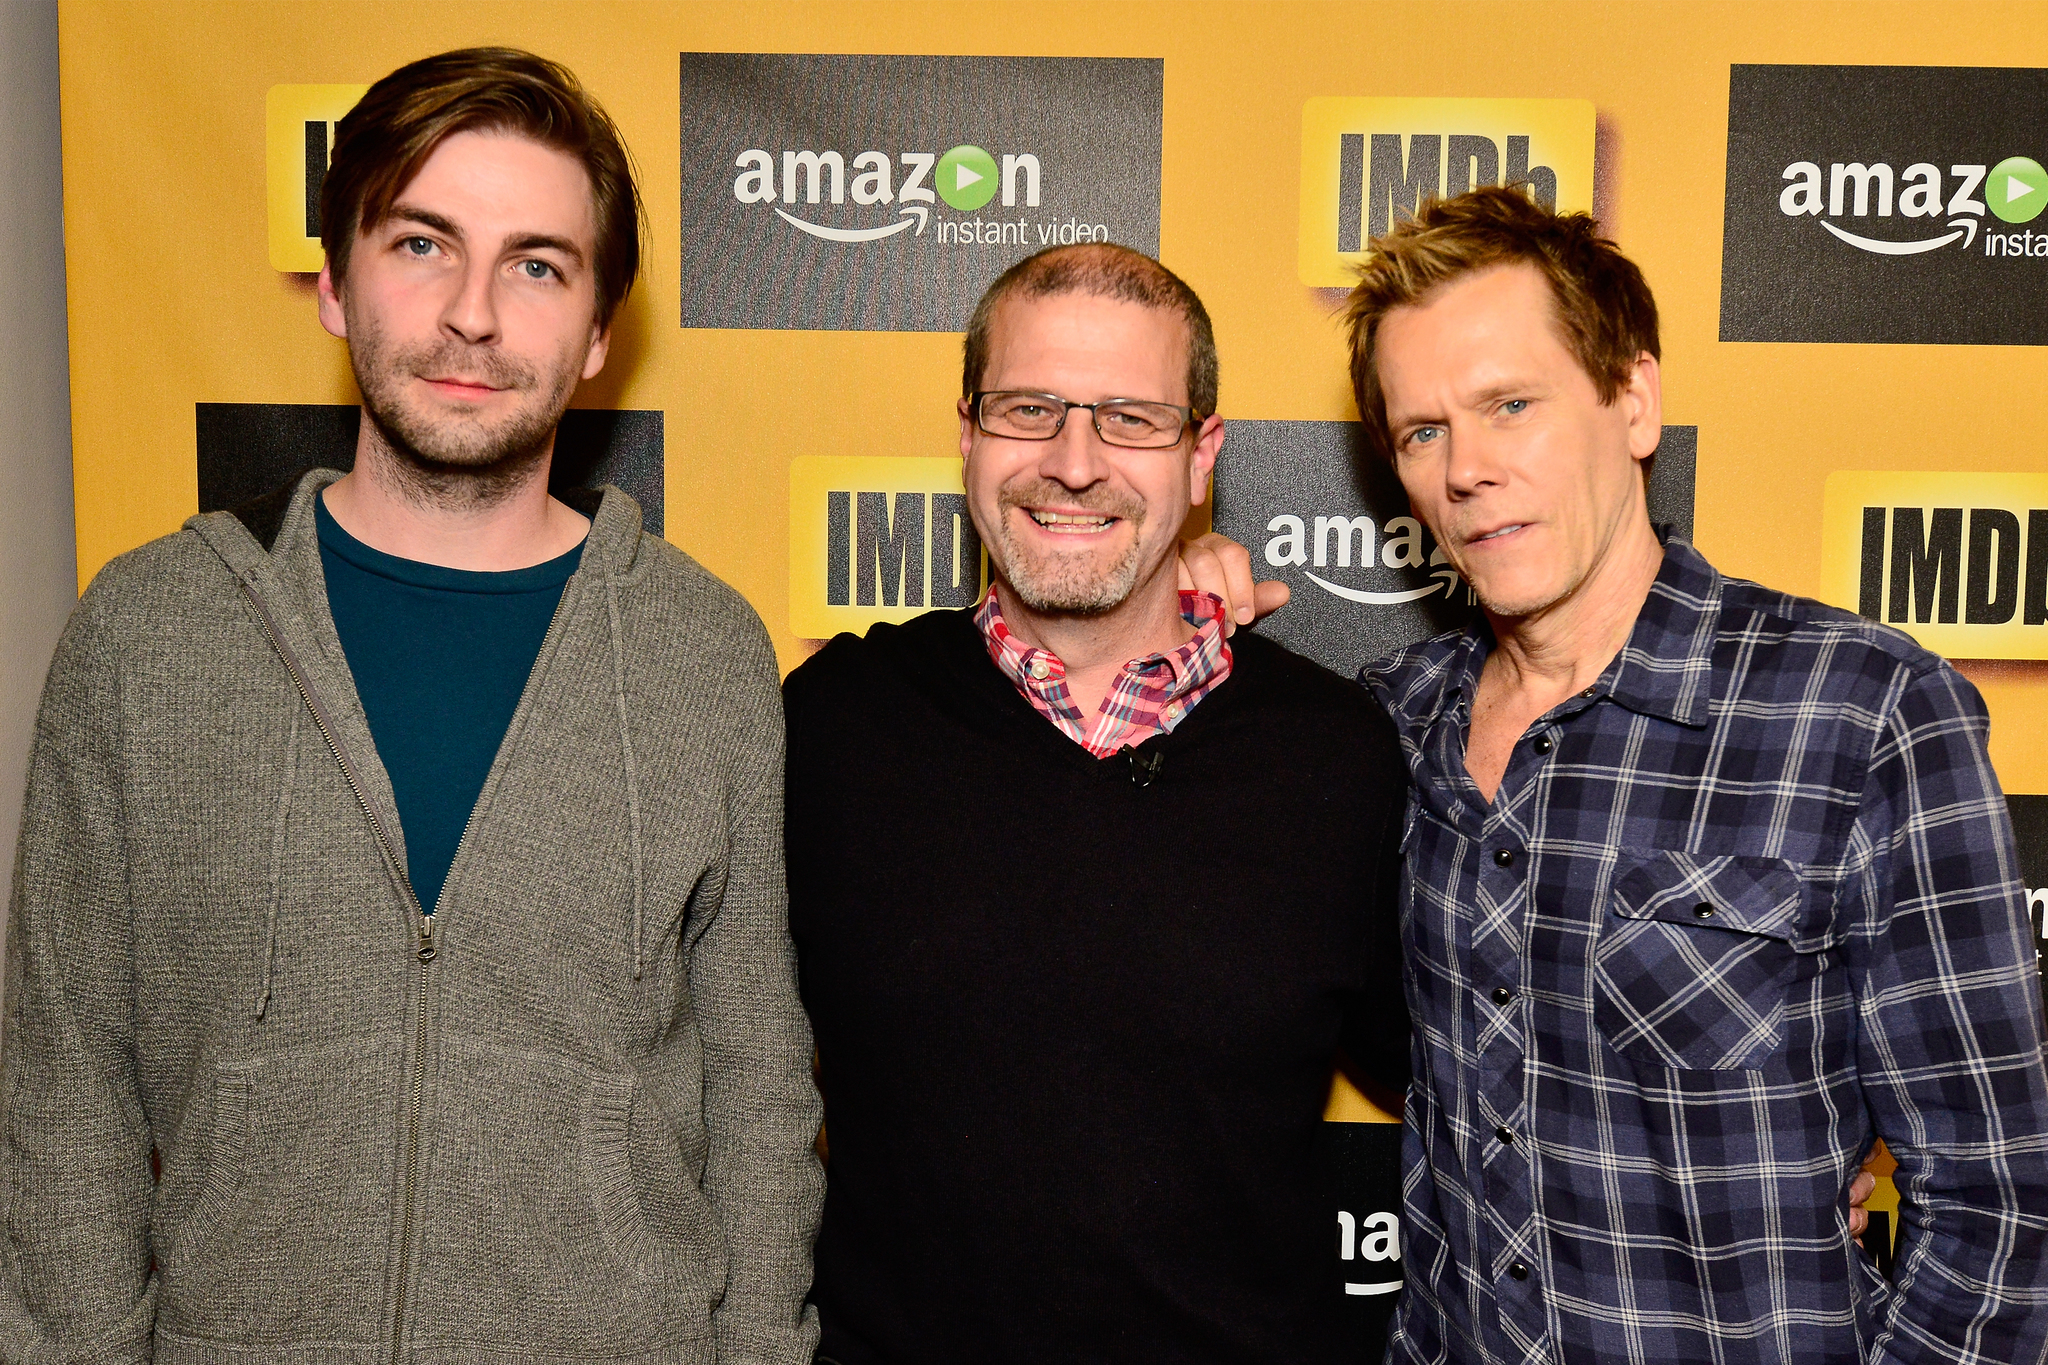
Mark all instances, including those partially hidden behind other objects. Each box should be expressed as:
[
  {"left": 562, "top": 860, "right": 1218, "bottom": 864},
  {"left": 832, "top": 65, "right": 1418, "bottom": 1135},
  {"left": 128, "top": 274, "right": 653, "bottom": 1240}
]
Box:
[
  {"left": 349, "top": 327, "right": 579, "bottom": 513},
  {"left": 990, "top": 477, "right": 1149, "bottom": 615}
]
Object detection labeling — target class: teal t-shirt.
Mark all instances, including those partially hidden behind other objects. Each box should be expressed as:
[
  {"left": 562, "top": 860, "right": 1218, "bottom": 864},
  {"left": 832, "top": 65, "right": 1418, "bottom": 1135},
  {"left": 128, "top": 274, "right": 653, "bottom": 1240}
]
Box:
[{"left": 315, "top": 494, "right": 584, "bottom": 913}]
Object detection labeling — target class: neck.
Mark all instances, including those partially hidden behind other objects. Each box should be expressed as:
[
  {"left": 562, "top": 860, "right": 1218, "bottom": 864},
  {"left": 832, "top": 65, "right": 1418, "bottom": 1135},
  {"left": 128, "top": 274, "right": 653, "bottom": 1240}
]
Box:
[
  {"left": 1484, "top": 517, "right": 1664, "bottom": 704},
  {"left": 994, "top": 565, "right": 1194, "bottom": 715},
  {"left": 321, "top": 416, "right": 589, "bottom": 571}
]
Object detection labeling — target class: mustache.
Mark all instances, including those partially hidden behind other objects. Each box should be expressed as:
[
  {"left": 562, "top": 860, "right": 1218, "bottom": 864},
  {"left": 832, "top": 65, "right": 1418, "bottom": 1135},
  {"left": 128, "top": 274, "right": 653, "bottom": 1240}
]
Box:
[
  {"left": 996, "top": 478, "right": 1145, "bottom": 523},
  {"left": 395, "top": 339, "right": 536, "bottom": 391}
]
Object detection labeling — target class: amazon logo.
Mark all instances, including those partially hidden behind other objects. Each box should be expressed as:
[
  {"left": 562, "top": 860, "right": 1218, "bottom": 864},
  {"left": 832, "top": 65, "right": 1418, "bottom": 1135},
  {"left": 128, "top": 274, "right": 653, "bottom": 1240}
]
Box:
[
  {"left": 679, "top": 54, "right": 1160, "bottom": 332},
  {"left": 1776, "top": 155, "right": 2046, "bottom": 255},
  {"left": 732, "top": 144, "right": 1043, "bottom": 243},
  {"left": 1261, "top": 512, "right": 1467, "bottom": 607}
]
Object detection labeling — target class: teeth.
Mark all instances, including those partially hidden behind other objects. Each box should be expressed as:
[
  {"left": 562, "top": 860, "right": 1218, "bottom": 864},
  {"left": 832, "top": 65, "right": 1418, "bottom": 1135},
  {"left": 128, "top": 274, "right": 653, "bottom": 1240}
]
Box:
[
  {"left": 1030, "top": 510, "right": 1113, "bottom": 531},
  {"left": 1477, "top": 524, "right": 1525, "bottom": 542}
]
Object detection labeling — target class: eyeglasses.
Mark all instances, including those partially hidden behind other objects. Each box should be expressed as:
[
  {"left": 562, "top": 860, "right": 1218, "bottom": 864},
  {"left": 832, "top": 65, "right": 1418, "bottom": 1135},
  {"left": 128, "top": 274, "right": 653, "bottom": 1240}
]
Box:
[{"left": 970, "top": 390, "right": 1199, "bottom": 450}]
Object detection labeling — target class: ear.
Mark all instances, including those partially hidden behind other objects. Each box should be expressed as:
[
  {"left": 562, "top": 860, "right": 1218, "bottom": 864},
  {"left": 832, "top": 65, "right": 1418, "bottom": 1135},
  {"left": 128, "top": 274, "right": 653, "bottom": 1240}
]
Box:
[
  {"left": 316, "top": 260, "right": 348, "bottom": 339},
  {"left": 1185, "top": 415, "right": 1225, "bottom": 508},
  {"left": 958, "top": 396, "right": 976, "bottom": 462},
  {"left": 581, "top": 318, "right": 612, "bottom": 381},
  {"left": 1623, "top": 351, "right": 1663, "bottom": 464}
]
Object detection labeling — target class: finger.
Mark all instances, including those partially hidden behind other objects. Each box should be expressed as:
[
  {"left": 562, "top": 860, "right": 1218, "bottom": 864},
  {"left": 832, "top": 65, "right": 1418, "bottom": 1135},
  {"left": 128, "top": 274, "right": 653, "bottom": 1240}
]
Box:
[
  {"left": 1178, "top": 542, "right": 1234, "bottom": 619},
  {"left": 1251, "top": 579, "right": 1291, "bottom": 622},
  {"left": 1214, "top": 538, "right": 1257, "bottom": 626},
  {"left": 1850, "top": 1171, "right": 1876, "bottom": 1203},
  {"left": 1849, "top": 1208, "right": 1868, "bottom": 1240}
]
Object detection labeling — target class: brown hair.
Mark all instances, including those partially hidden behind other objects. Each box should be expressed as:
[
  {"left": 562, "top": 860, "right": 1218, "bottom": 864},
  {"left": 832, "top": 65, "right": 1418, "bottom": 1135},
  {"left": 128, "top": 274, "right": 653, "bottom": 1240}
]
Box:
[
  {"left": 1343, "top": 185, "right": 1658, "bottom": 460},
  {"left": 320, "top": 47, "right": 643, "bottom": 327},
  {"left": 962, "top": 243, "right": 1219, "bottom": 420}
]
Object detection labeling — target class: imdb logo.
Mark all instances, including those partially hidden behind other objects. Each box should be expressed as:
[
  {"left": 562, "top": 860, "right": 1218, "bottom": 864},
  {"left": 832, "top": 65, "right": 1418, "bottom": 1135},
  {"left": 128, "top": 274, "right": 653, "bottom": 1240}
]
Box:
[
  {"left": 1821, "top": 471, "right": 2048, "bottom": 661},
  {"left": 789, "top": 456, "right": 987, "bottom": 639},
  {"left": 266, "top": 84, "right": 370, "bottom": 272},
  {"left": 1296, "top": 97, "right": 1595, "bottom": 287}
]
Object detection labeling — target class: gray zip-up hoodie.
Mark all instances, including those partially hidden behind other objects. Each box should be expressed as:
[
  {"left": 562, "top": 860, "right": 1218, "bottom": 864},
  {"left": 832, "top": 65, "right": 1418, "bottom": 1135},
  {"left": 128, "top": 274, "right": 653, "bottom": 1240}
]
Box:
[{"left": 1, "top": 470, "right": 823, "bottom": 1364}]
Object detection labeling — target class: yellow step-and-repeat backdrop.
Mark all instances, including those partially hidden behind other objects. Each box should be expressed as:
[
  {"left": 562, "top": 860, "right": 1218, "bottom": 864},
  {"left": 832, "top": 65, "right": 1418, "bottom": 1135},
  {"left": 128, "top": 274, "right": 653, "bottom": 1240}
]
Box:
[{"left": 57, "top": 0, "right": 2048, "bottom": 1333}]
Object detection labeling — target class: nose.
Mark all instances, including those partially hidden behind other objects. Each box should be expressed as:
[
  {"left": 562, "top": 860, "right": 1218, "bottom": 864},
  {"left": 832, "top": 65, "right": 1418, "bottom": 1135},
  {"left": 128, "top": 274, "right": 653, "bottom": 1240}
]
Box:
[
  {"left": 439, "top": 254, "right": 501, "bottom": 347},
  {"left": 1035, "top": 408, "right": 1114, "bottom": 491},
  {"left": 1442, "top": 418, "right": 1507, "bottom": 500}
]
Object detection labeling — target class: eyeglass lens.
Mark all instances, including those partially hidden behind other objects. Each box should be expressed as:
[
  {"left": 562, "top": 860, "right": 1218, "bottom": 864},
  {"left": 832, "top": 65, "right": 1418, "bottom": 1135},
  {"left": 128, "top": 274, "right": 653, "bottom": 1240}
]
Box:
[{"left": 979, "top": 392, "right": 1187, "bottom": 447}]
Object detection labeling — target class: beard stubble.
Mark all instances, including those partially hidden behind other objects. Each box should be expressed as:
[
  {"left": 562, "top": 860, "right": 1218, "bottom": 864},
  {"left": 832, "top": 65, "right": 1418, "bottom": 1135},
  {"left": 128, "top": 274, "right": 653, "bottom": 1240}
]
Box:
[
  {"left": 990, "top": 477, "right": 1152, "bottom": 615},
  {"left": 347, "top": 310, "right": 583, "bottom": 512}
]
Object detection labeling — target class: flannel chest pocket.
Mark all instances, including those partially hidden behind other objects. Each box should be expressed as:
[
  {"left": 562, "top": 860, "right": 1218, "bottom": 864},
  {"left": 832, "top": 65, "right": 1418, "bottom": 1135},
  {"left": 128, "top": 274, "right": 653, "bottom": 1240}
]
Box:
[{"left": 1594, "top": 852, "right": 1807, "bottom": 1071}]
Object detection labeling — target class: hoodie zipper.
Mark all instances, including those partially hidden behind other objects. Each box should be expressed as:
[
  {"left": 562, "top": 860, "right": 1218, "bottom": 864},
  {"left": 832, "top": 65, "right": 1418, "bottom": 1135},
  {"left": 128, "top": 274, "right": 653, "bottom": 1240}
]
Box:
[
  {"left": 240, "top": 569, "right": 577, "bottom": 1363},
  {"left": 237, "top": 580, "right": 438, "bottom": 1364}
]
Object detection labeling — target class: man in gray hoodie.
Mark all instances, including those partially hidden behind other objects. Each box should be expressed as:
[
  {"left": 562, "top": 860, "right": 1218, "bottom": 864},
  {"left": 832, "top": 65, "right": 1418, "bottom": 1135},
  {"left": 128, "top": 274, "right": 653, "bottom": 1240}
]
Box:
[{"left": 1, "top": 48, "right": 822, "bottom": 1364}]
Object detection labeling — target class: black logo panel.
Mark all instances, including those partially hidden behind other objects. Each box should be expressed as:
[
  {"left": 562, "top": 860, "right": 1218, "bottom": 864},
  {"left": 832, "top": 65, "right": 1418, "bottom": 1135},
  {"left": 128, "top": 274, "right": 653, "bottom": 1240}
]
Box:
[
  {"left": 679, "top": 54, "right": 1162, "bottom": 332},
  {"left": 1720, "top": 65, "right": 2048, "bottom": 345}
]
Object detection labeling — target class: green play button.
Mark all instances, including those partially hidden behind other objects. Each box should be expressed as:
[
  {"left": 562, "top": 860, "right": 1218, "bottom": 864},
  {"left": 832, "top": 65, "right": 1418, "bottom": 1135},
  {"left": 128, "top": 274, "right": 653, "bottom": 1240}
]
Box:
[
  {"left": 936, "top": 145, "right": 999, "bottom": 212},
  {"left": 1988, "top": 155, "right": 2048, "bottom": 224}
]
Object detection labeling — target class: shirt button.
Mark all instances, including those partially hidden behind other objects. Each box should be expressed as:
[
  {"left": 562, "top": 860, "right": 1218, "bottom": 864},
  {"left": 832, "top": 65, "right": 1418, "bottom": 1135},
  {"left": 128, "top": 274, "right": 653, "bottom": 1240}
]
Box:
[
  {"left": 1492, "top": 986, "right": 1513, "bottom": 1006},
  {"left": 1508, "top": 1261, "right": 1530, "bottom": 1281},
  {"left": 1532, "top": 734, "right": 1553, "bottom": 755},
  {"left": 1493, "top": 848, "right": 1515, "bottom": 868},
  {"left": 1028, "top": 658, "right": 1050, "bottom": 680},
  {"left": 1693, "top": 902, "right": 1716, "bottom": 919},
  {"left": 1580, "top": 686, "right": 1597, "bottom": 698},
  {"left": 1495, "top": 1125, "right": 1515, "bottom": 1145},
  {"left": 1163, "top": 701, "right": 1183, "bottom": 722}
]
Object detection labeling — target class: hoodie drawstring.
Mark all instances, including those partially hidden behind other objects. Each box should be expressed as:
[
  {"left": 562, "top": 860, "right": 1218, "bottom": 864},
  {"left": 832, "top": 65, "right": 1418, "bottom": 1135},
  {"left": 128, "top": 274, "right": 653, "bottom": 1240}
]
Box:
[
  {"left": 255, "top": 702, "right": 301, "bottom": 1019},
  {"left": 603, "top": 565, "right": 647, "bottom": 979}
]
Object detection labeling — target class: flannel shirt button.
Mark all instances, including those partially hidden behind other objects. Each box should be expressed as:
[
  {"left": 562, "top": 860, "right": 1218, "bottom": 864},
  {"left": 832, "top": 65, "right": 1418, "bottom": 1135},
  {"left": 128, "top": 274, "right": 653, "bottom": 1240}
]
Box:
[
  {"left": 1164, "top": 701, "right": 1183, "bottom": 722},
  {"left": 1508, "top": 1261, "right": 1530, "bottom": 1281},
  {"left": 1493, "top": 848, "right": 1515, "bottom": 868},
  {"left": 1492, "top": 986, "right": 1513, "bottom": 1006},
  {"left": 1533, "top": 734, "right": 1553, "bottom": 755},
  {"left": 1693, "top": 902, "right": 1716, "bottom": 919},
  {"left": 1495, "top": 1125, "right": 1515, "bottom": 1144},
  {"left": 1580, "top": 686, "right": 1597, "bottom": 698},
  {"left": 1028, "top": 658, "right": 1050, "bottom": 681}
]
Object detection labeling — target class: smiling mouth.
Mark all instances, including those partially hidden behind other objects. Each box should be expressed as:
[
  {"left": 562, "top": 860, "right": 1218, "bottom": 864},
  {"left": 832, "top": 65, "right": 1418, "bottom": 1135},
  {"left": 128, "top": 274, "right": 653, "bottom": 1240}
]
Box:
[
  {"left": 1027, "top": 509, "right": 1119, "bottom": 534},
  {"left": 1471, "top": 523, "right": 1528, "bottom": 544}
]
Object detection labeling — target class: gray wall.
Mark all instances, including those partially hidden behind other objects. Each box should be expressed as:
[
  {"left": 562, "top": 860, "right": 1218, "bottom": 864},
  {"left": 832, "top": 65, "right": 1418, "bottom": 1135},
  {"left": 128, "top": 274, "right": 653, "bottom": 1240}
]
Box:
[{"left": 1, "top": 0, "right": 80, "bottom": 888}]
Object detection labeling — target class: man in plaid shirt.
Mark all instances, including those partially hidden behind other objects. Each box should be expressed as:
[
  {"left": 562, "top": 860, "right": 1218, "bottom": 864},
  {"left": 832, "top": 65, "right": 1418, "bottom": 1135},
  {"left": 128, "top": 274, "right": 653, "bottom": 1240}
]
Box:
[{"left": 1341, "top": 188, "right": 2048, "bottom": 1364}]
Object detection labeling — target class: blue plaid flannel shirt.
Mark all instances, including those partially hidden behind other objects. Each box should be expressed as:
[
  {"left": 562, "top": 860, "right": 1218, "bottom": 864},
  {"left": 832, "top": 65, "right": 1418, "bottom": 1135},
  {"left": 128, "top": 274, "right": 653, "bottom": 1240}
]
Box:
[{"left": 1362, "top": 538, "right": 2048, "bottom": 1365}]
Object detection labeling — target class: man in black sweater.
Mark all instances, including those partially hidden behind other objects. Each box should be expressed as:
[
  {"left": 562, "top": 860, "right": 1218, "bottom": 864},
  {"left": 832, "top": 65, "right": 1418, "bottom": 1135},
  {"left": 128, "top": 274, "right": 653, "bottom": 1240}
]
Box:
[{"left": 784, "top": 244, "right": 1410, "bottom": 1364}]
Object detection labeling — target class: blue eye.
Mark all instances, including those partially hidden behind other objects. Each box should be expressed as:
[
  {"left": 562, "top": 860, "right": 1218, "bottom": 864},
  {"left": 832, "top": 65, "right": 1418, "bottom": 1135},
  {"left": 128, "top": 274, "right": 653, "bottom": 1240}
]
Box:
[
  {"left": 402, "top": 237, "right": 434, "bottom": 256},
  {"left": 1502, "top": 399, "right": 1529, "bottom": 415},
  {"left": 1410, "top": 425, "right": 1443, "bottom": 446},
  {"left": 520, "top": 260, "right": 556, "bottom": 281}
]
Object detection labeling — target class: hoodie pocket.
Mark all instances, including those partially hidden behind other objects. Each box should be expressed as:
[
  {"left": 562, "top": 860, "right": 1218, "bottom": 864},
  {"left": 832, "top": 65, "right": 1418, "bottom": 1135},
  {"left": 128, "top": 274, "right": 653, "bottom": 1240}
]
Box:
[
  {"left": 406, "top": 1038, "right": 719, "bottom": 1355},
  {"left": 1593, "top": 852, "right": 1813, "bottom": 1071},
  {"left": 155, "top": 1043, "right": 403, "bottom": 1344}
]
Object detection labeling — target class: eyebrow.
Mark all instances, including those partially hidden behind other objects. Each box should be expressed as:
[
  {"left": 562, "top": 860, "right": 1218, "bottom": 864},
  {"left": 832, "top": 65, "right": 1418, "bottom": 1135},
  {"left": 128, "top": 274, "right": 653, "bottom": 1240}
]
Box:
[
  {"left": 386, "top": 204, "right": 464, "bottom": 241},
  {"left": 504, "top": 232, "right": 586, "bottom": 267},
  {"left": 383, "top": 204, "right": 587, "bottom": 268},
  {"left": 1390, "top": 380, "right": 1535, "bottom": 431}
]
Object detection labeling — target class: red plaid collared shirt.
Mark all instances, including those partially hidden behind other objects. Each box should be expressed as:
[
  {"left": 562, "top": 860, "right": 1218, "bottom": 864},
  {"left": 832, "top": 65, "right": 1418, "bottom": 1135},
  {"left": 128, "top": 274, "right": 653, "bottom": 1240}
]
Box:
[{"left": 974, "top": 589, "right": 1234, "bottom": 758}]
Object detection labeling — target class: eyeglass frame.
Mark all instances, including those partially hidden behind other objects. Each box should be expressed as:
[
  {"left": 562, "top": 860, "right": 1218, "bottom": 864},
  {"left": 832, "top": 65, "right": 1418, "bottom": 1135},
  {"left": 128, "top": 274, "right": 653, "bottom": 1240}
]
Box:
[{"left": 967, "top": 389, "right": 1204, "bottom": 450}]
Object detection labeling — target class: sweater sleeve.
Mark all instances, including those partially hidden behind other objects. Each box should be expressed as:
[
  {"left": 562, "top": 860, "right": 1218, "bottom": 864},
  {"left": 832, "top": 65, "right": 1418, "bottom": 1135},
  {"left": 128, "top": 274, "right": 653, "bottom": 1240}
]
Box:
[
  {"left": 0, "top": 586, "right": 157, "bottom": 1362},
  {"left": 693, "top": 615, "right": 825, "bottom": 1365}
]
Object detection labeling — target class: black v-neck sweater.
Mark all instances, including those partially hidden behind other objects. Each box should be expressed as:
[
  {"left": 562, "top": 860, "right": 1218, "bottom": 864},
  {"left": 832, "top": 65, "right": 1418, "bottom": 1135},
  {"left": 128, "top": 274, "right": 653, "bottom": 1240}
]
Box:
[{"left": 784, "top": 609, "right": 1410, "bottom": 1365}]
